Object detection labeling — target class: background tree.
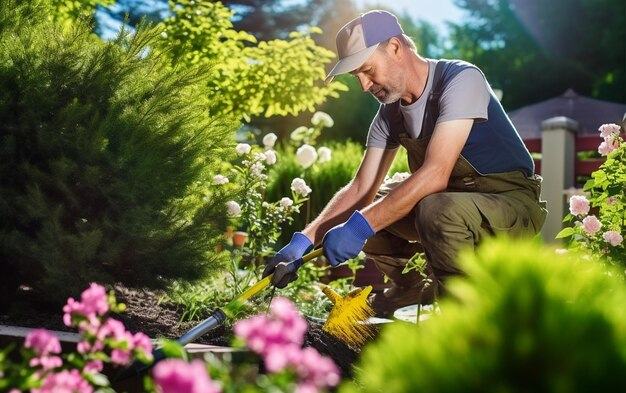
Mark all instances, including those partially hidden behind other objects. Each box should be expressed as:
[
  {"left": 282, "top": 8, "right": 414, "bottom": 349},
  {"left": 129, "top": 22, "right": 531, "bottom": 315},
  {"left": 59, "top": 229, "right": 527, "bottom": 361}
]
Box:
[
  {"left": 449, "top": 0, "right": 625, "bottom": 109},
  {"left": 97, "top": 0, "right": 334, "bottom": 41},
  {"left": 51, "top": 0, "right": 115, "bottom": 25}
]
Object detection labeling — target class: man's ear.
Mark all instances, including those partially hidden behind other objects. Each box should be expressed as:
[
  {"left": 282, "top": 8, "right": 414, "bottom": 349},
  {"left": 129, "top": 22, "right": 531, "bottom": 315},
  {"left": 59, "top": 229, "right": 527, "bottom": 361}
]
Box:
[{"left": 386, "top": 36, "right": 403, "bottom": 60}]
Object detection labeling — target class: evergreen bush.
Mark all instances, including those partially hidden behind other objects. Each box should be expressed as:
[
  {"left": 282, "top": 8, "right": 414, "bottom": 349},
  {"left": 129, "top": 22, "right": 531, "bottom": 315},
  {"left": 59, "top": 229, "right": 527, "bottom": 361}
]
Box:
[
  {"left": 0, "top": 0, "right": 236, "bottom": 304},
  {"left": 341, "top": 238, "right": 626, "bottom": 393}
]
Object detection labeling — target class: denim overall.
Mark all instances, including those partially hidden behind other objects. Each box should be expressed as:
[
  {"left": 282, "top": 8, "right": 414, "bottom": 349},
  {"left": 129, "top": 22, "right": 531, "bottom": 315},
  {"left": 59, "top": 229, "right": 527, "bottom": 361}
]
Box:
[{"left": 363, "top": 133, "right": 548, "bottom": 305}]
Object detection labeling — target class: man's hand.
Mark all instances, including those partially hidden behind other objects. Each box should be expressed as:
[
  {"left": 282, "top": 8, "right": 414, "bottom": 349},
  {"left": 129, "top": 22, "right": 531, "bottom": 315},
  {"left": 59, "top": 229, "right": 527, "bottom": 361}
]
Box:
[
  {"left": 262, "top": 232, "right": 312, "bottom": 287},
  {"left": 322, "top": 210, "right": 375, "bottom": 266}
]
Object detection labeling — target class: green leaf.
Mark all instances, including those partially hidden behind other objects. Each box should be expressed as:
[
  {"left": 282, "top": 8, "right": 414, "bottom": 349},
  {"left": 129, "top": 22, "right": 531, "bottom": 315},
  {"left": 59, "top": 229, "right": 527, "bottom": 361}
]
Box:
[
  {"left": 607, "top": 185, "right": 622, "bottom": 196},
  {"left": 555, "top": 227, "right": 576, "bottom": 239},
  {"left": 158, "top": 339, "right": 188, "bottom": 360},
  {"left": 583, "top": 178, "right": 595, "bottom": 191},
  {"left": 86, "top": 372, "right": 110, "bottom": 387}
]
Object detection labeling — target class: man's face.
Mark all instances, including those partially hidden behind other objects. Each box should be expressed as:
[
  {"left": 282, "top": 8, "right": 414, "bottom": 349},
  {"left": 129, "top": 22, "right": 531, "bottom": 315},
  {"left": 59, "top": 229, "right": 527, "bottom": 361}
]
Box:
[{"left": 350, "top": 48, "right": 405, "bottom": 104}]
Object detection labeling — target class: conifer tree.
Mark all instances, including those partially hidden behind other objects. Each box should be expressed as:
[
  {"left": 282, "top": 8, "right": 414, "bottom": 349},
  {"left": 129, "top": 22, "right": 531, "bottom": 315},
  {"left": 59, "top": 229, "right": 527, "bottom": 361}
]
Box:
[{"left": 0, "top": 0, "right": 236, "bottom": 304}]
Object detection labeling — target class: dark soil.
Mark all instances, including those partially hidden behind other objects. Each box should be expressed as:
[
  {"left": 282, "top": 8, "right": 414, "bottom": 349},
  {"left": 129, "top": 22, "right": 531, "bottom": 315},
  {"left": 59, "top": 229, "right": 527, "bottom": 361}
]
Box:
[{"left": 0, "top": 285, "right": 369, "bottom": 378}]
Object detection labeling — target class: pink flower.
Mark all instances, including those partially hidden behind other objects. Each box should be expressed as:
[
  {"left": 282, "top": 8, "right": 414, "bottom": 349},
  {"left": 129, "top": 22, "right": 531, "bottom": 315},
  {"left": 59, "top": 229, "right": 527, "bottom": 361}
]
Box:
[
  {"left": 25, "top": 329, "right": 61, "bottom": 357},
  {"left": 599, "top": 123, "right": 621, "bottom": 138},
  {"left": 264, "top": 343, "right": 302, "bottom": 372},
  {"left": 32, "top": 369, "right": 93, "bottom": 393},
  {"left": 98, "top": 318, "right": 128, "bottom": 341},
  {"left": 63, "top": 283, "right": 109, "bottom": 328},
  {"left": 153, "top": 359, "right": 221, "bottom": 393},
  {"left": 76, "top": 339, "right": 103, "bottom": 354},
  {"left": 234, "top": 297, "right": 339, "bottom": 391},
  {"left": 133, "top": 332, "right": 153, "bottom": 357},
  {"left": 582, "top": 215, "right": 602, "bottom": 234},
  {"left": 111, "top": 349, "right": 132, "bottom": 366},
  {"left": 270, "top": 298, "right": 307, "bottom": 345},
  {"left": 80, "top": 283, "right": 109, "bottom": 316},
  {"left": 606, "top": 196, "right": 618, "bottom": 206},
  {"left": 569, "top": 195, "right": 590, "bottom": 216},
  {"left": 29, "top": 355, "right": 62, "bottom": 370},
  {"left": 603, "top": 231, "right": 623, "bottom": 246},
  {"left": 292, "top": 347, "right": 340, "bottom": 390},
  {"left": 84, "top": 360, "right": 104, "bottom": 373},
  {"left": 598, "top": 137, "right": 620, "bottom": 156}
]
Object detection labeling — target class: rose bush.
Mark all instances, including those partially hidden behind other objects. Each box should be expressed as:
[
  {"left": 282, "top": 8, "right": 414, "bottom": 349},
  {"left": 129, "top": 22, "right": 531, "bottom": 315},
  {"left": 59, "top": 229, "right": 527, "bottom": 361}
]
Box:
[
  {"left": 1, "top": 284, "right": 340, "bottom": 393},
  {"left": 558, "top": 123, "right": 625, "bottom": 266},
  {"left": 0, "top": 283, "right": 152, "bottom": 392}
]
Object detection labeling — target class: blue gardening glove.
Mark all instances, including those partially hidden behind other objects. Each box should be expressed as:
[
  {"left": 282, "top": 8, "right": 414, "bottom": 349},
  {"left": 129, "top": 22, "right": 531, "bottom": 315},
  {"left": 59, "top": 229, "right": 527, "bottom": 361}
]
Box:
[
  {"left": 322, "top": 210, "right": 375, "bottom": 266},
  {"left": 263, "top": 232, "right": 313, "bottom": 288}
]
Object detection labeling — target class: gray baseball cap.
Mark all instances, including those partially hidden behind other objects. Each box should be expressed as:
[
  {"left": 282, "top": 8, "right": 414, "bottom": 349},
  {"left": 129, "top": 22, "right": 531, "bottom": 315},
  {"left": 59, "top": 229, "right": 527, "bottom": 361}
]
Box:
[{"left": 325, "top": 10, "right": 404, "bottom": 83}]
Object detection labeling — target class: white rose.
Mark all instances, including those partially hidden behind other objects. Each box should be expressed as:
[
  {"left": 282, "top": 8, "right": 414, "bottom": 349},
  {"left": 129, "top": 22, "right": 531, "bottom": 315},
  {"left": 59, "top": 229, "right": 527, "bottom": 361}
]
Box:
[
  {"left": 264, "top": 149, "right": 277, "bottom": 165},
  {"left": 317, "top": 146, "right": 332, "bottom": 164},
  {"left": 236, "top": 143, "right": 251, "bottom": 155},
  {"left": 290, "top": 126, "right": 310, "bottom": 141},
  {"left": 279, "top": 197, "right": 294, "bottom": 207},
  {"left": 251, "top": 161, "right": 265, "bottom": 177},
  {"left": 391, "top": 172, "right": 411, "bottom": 182},
  {"left": 291, "top": 178, "right": 312, "bottom": 197},
  {"left": 226, "top": 201, "right": 241, "bottom": 217},
  {"left": 296, "top": 144, "right": 317, "bottom": 168},
  {"left": 311, "top": 111, "right": 334, "bottom": 128},
  {"left": 262, "top": 133, "right": 278, "bottom": 148},
  {"left": 212, "top": 175, "right": 229, "bottom": 185}
]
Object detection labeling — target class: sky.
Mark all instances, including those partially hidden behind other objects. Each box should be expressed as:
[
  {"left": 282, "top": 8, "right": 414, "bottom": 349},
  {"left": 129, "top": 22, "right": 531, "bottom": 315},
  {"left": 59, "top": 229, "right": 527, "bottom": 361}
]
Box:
[
  {"left": 353, "top": 0, "right": 466, "bottom": 34},
  {"left": 96, "top": 0, "right": 468, "bottom": 40}
]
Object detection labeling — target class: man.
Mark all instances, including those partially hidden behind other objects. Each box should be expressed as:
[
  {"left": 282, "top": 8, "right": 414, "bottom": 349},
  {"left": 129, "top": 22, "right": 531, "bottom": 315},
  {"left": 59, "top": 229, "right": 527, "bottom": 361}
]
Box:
[{"left": 263, "top": 10, "right": 547, "bottom": 317}]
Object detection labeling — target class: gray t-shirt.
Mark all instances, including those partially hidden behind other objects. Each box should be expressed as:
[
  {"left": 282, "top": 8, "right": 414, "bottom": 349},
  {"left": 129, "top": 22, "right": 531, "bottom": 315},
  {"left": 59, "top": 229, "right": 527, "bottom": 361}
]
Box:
[{"left": 366, "top": 58, "right": 534, "bottom": 176}]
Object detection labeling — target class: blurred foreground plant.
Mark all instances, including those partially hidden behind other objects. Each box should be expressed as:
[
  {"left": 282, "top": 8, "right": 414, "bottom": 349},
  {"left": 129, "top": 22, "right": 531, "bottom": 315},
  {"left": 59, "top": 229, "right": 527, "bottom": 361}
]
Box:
[
  {"left": 0, "top": 283, "right": 153, "bottom": 392},
  {"left": 341, "top": 237, "right": 626, "bottom": 393}
]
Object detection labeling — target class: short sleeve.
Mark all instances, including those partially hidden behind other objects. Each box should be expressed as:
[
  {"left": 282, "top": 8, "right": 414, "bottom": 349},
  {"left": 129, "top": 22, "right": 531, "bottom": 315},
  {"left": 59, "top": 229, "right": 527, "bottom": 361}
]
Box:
[
  {"left": 366, "top": 106, "right": 401, "bottom": 149},
  {"left": 437, "top": 68, "right": 490, "bottom": 124}
]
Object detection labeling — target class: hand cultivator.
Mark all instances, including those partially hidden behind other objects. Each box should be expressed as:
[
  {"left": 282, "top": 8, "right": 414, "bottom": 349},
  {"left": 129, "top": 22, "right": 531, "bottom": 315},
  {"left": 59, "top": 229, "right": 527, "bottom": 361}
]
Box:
[{"left": 116, "top": 248, "right": 374, "bottom": 381}]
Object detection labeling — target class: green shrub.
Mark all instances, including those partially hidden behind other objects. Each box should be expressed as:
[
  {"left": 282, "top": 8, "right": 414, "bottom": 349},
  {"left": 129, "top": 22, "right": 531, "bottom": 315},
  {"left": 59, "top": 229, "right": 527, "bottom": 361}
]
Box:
[
  {"left": 155, "top": 0, "right": 347, "bottom": 122},
  {"left": 266, "top": 140, "right": 409, "bottom": 246},
  {"left": 342, "top": 237, "right": 626, "bottom": 393},
  {"left": 0, "top": 1, "right": 235, "bottom": 303},
  {"left": 265, "top": 140, "right": 362, "bottom": 242}
]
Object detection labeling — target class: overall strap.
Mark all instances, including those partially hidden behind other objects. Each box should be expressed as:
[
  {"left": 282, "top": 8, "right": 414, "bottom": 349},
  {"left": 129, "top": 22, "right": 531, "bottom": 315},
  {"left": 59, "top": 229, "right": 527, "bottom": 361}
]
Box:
[{"left": 420, "top": 60, "right": 447, "bottom": 139}]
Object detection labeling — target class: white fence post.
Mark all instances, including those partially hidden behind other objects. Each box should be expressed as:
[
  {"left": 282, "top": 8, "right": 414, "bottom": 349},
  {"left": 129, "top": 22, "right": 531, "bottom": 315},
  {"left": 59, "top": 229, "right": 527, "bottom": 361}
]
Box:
[{"left": 540, "top": 116, "right": 578, "bottom": 242}]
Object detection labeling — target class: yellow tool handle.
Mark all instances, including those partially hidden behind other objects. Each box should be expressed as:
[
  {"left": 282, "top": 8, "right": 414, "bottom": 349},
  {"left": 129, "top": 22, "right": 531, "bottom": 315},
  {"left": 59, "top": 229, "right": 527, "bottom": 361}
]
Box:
[{"left": 236, "top": 247, "right": 324, "bottom": 303}]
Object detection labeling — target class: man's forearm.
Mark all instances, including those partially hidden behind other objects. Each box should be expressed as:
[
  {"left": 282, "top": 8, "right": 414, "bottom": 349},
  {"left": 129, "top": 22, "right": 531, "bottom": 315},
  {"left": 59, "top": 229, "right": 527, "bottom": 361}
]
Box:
[
  {"left": 361, "top": 163, "right": 448, "bottom": 231},
  {"left": 302, "top": 181, "right": 375, "bottom": 245}
]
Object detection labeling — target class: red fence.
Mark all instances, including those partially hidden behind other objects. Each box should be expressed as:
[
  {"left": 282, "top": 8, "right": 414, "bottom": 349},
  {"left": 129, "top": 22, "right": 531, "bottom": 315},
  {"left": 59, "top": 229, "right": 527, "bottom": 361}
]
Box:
[{"left": 523, "top": 135, "right": 606, "bottom": 180}]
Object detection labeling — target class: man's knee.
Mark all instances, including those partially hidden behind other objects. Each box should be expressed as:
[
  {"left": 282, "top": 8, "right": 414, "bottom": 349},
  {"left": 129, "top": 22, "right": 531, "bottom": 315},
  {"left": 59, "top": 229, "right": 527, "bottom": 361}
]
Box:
[{"left": 415, "top": 193, "right": 476, "bottom": 235}]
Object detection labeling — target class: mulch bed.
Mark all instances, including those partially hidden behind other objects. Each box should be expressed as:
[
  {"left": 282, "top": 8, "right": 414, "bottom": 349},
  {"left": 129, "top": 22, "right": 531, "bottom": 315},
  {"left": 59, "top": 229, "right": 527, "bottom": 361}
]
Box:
[{"left": 0, "top": 285, "right": 370, "bottom": 378}]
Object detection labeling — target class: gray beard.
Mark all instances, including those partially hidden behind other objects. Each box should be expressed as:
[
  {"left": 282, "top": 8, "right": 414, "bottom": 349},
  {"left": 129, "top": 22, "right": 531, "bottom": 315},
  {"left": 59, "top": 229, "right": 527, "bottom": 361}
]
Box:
[{"left": 372, "top": 89, "right": 403, "bottom": 104}]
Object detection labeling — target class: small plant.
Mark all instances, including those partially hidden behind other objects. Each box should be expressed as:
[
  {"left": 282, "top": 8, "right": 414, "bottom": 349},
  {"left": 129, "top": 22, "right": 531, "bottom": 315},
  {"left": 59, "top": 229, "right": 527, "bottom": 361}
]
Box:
[
  {"left": 402, "top": 252, "right": 434, "bottom": 322},
  {"left": 227, "top": 142, "right": 310, "bottom": 264},
  {"left": 557, "top": 123, "right": 625, "bottom": 267}
]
